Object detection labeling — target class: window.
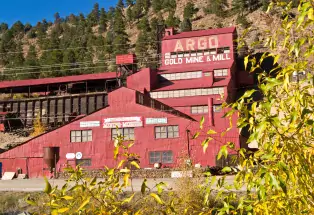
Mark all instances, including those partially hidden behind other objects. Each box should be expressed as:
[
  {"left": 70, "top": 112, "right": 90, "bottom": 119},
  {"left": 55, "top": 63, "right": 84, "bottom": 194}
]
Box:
[
  {"left": 204, "top": 72, "right": 211, "bottom": 77},
  {"left": 217, "top": 48, "right": 224, "bottom": 54},
  {"left": 160, "top": 71, "right": 202, "bottom": 81},
  {"left": 223, "top": 47, "right": 230, "bottom": 53},
  {"left": 213, "top": 104, "right": 222, "bottom": 112},
  {"left": 70, "top": 130, "right": 92, "bottom": 142},
  {"left": 216, "top": 154, "right": 238, "bottom": 167},
  {"left": 191, "top": 105, "right": 208, "bottom": 114},
  {"left": 165, "top": 53, "right": 170, "bottom": 59},
  {"left": 178, "top": 52, "right": 184, "bottom": 58},
  {"left": 76, "top": 159, "right": 92, "bottom": 167},
  {"left": 138, "top": 93, "right": 144, "bottom": 104},
  {"left": 111, "top": 128, "right": 135, "bottom": 140},
  {"left": 170, "top": 52, "right": 177, "bottom": 58},
  {"left": 150, "top": 87, "right": 224, "bottom": 99},
  {"left": 155, "top": 125, "right": 179, "bottom": 139},
  {"left": 151, "top": 100, "right": 155, "bottom": 108},
  {"left": 214, "top": 69, "right": 228, "bottom": 77},
  {"left": 291, "top": 71, "right": 306, "bottom": 82},
  {"left": 197, "top": 50, "right": 203, "bottom": 56},
  {"left": 149, "top": 151, "right": 173, "bottom": 164}
]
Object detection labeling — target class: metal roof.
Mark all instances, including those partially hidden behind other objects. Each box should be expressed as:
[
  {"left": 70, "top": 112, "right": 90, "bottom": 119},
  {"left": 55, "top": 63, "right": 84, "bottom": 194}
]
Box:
[
  {"left": 0, "top": 72, "right": 117, "bottom": 89},
  {"left": 163, "top": 27, "right": 236, "bottom": 40}
]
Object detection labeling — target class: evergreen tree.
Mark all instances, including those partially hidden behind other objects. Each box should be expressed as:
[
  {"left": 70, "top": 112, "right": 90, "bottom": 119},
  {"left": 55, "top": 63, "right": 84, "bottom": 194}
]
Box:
[
  {"left": 99, "top": 8, "right": 107, "bottom": 33},
  {"left": 11, "top": 21, "right": 24, "bottom": 37},
  {"left": 165, "top": 11, "right": 180, "bottom": 27},
  {"left": 232, "top": 0, "right": 248, "bottom": 16},
  {"left": 0, "top": 23, "right": 8, "bottom": 33},
  {"left": 24, "top": 23, "right": 32, "bottom": 33},
  {"left": 117, "top": 0, "right": 125, "bottom": 9},
  {"left": 183, "top": 2, "right": 199, "bottom": 19},
  {"left": 136, "top": 16, "right": 151, "bottom": 67},
  {"left": 54, "top": 13, "right": 61, "bottom": 24},
  {"left": 107, "top": 7, "right": 116, "bottom": 20},
  {"left": 87, "top": 3, "right": 100, "bottom": 26},
  {"left": 152, "top": 0, "right": 164, "bottom": 12},
  {"left": 113, "top": 2, "right": 129, "bottom": 54},
  {"left": 204, "top": 0, "right": 228, "bottom": 17},
  {"left": 180, "top": 18, "right": 192, "bottom": 32},
  {"left": 126, "top": 0, "right": 134, "bottom": 7},
  {"left": 24, "top": 45, "right": 40, "bottom": 79},
  {"left": 126, "top": 7, "right": 134, "bottom": 23},
  {"left": 163, "top": 0, "right": 176, "bottom": 11}
]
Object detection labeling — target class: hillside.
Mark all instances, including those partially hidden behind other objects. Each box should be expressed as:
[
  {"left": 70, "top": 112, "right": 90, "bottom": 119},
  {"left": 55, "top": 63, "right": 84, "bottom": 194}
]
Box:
[{"left": 0, "top": 0, "right": 291, "bottom": 81}]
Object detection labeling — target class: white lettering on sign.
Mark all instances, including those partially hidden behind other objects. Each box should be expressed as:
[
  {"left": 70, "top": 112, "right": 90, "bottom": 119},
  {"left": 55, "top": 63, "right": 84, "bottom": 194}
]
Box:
[
  {"left": 174, "top": 36, "right": 219, "bottom": 52},
  {"left": 103, "top": 117, "right": 143, "bottom": 128},
  {"left": 146, "top": 118, "right": 168, "bottom": 124},
  {"left": 164, "top": 54, "right": 231, "bottom": 66},
  {"left": 80, "top": 121, "right": 100, "bottom": 128},
  {"left": 103, "top": 122, "right": 122, "bottom": 128},
  {"left": 104, "top": 117, "right": 142, "bottom": 123}
]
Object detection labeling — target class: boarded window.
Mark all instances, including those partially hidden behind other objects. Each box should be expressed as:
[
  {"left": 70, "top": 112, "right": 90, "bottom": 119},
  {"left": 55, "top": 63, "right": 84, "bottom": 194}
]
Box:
[
  {"left": 76, "top": 159, "right": 92, "bottom": 167},
  {"left": 149, "top": 151, "right": 173, "bottom": 164},
  {"left": 70, "top": 130, "right": 92, "bottom": 143},
  {"left": 155, "top": 126, "right": 179, "bottom": 139}
]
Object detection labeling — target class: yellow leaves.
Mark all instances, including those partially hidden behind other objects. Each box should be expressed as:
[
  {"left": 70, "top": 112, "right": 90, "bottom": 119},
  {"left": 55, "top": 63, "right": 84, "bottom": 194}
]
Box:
[
  {"left": 130, "top": 161, "right": 140, "bottom": 169},
  {"left": 76, "top": 197, "right": 91, "bottom": 212},
  {"left": 150, "top": 193, "right": 164, "bottom": 205},
  {"left": 308, "top": 8, "right": 314, "bottom": 21}
]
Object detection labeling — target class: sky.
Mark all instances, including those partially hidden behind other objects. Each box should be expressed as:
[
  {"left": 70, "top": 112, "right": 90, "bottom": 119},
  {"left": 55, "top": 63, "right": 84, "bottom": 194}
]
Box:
[{"left": 0, "top": 0, "right": 118, "bottom": 26}]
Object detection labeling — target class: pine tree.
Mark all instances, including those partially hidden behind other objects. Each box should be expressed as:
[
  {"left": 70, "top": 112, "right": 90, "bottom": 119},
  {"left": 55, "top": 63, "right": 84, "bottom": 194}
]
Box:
[
  {"left": 165, "top": 11, "right": 180, "bottom": 27},
  {"left": 117, "top": 0, "right": 125, "bottom": 9},
  {"left": 0, "top": 23, "right": 8, "bottom": 33},
  {"left": 98, "top": 8, "right": 107, "bottom": 33},
  {"left": 126, "top": 7, "right": 134, "bottom": 23},
  {"left": 205, "top": 0, "right": 228, "bottom": 17},
  {"left": 113, "top": 2, "right": 129, "bottom": 54},
  {"left": 232, "top": 0, "right": 247, "bottom": 16},
  {"left": 54, "top": 13, "right": 61, "bottom": 24},
  {"left": 24, "top": 45, "right": 40, "bottom": 79},
  {"left": 11, "top": 21, "right": 24, "bottom": 37},
  {"left": 180, "top": 18, "right": 192, "bottom": 32},
  {"left": 183, "top": 2, "right": 199, "bottom": 19},
  {"left": 136, "top": 16, "right": 151, "bottom": 67},
  {"left": 152, "top": 0, "right": 163, "bottom": 12},
  {"left": 126, "top": 0, "right": 134, "bottom": 7},
  {"left": 163, "top": 0, "right": 176, "bottom": 11},
  {"left": 107, "top": 7, "right": 116, "bottom": 20},
  {"left": 88, "top": 3, "right": 100, "bottom": 26},
  {"left": 24, "top": 23, "right": 32, "bottom": 33}
]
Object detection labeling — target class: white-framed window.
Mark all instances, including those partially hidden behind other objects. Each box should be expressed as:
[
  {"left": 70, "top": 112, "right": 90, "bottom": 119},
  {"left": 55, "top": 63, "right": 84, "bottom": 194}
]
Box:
[
  {"left": 214, "top": 69, "right": 228, "bottom": 77},
  {"left": 138, "top": 93, "right": 144, "bottom": 104},
  {"left": 213, "top": 104, "right": 222, "bottom": 112},
  {"left": 111, "top": 128, "right": 135, "bottom": 140},
  {"left": 165, "top": 53, "right": 170, "bottom": 59},
  {"left": 150, "top": 87, "right": 224, "bottom": 99},
  {"left": 76, "top": 159, "right": 92, "bottom": 167},
  {"left": 223, "top": 47, "right": 230, "bottom": 53},
  {"left": 191, "top": 105, "right": 208, "bottom": 114},
  {"left": 149, "top": 151, "right": 173, "bottom": 164},
  {"left": 160, "top": 71, "right": 202, "bottom": 81},
  {"left": 70, "top": 130, "right": 92, "bottom": 143},
  {"left": 209, "top": 48, "right": 217, "bottom": 54},
  {"left": 155, "top": 125, "right": 179, "bottom": 139}
]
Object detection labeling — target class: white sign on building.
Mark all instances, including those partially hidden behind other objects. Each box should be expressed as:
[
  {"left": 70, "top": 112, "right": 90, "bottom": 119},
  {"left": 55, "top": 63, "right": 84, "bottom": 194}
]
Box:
[
  {"left": 80, "top": 121, "right": 100, "bottom": 128},
  {"left": 145, "top": 118, "right": 168, "bottom": 125},
  {"left": 103, "top": 117, "right": 143, "bottom": 128}
]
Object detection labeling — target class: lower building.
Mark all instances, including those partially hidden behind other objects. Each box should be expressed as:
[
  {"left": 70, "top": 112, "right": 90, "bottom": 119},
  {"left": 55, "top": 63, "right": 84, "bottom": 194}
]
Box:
[{"left": 0, "top": 87, "right": 241, "bottom": 178}]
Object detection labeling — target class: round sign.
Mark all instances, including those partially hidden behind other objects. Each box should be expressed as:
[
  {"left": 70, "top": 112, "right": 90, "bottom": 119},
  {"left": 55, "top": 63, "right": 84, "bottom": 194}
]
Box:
[
  {"left": 66, "top": 153, "right": 75, "bottom": 159},
  {"left": 76, "top": 152, "right": 83, "bottom": 160}
]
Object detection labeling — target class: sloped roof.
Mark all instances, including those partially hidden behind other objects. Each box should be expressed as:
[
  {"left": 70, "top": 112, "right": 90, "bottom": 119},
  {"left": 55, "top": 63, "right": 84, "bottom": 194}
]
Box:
[
  {"left": 0, "top": 72, "right": 117, "bottom": 89},
  {"left": 163, "top": 27, "right": 236, "bottom": 40}
]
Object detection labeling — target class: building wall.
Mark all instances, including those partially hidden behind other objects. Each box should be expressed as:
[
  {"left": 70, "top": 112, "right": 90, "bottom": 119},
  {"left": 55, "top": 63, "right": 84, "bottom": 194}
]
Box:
[{"left": 0, "top": 87, "right": 238, "bottom": 178}]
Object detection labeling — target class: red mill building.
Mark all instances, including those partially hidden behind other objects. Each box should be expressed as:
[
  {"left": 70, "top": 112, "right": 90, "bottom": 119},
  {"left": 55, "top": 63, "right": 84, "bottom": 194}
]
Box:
[{"left": 0, "top": 27, "right": 254, "bottom": 178}]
